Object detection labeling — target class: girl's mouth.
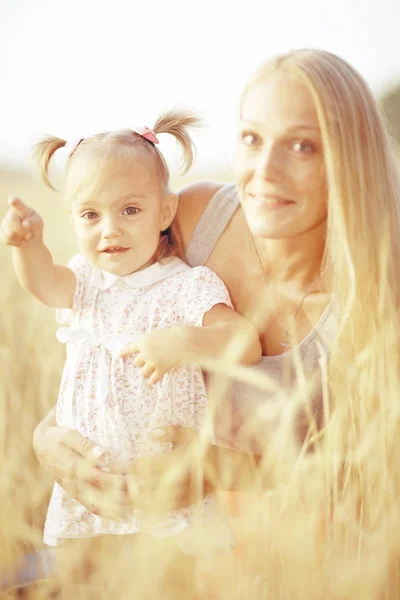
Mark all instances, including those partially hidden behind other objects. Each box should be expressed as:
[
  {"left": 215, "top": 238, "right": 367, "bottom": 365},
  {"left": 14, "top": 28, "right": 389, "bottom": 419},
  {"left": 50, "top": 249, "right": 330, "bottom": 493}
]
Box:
[{"left": 102, "top": 247, "right": 130, "bottom": 254}]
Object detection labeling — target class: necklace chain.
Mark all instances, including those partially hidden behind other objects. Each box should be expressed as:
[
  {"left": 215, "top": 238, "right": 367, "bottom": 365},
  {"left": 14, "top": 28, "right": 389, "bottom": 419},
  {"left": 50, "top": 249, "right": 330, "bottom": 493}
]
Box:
[{"left": 250, "top": 233, "right": 329, "bottom": 350}]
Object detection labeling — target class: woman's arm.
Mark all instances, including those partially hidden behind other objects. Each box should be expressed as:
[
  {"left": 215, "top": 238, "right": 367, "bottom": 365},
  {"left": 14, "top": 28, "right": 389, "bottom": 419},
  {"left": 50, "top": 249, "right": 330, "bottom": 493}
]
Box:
[
  {"left": 33, "top": 409, "right": 266, "bottom": 519},
  {"left": 105, "top": 426, "right": 267, "bottom": 513}
]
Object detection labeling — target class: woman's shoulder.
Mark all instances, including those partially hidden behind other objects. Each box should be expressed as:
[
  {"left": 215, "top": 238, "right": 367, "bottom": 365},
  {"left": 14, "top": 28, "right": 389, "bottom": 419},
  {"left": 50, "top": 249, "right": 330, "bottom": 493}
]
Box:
[
  {"left": 176, "top": 181, "right": 235, "bottom": 248},
  {"left": 178, "top": 180, "right": 226, "bottom": 204}
]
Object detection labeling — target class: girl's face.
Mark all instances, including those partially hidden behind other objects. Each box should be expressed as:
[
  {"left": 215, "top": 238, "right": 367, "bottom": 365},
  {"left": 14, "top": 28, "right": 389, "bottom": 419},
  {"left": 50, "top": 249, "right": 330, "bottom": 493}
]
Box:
[
  {"left": 235, "top": 72, "right": 327, "bottom": 240},
  {"left": 69, "top": 151, "right": 176, "bottom": 276}
]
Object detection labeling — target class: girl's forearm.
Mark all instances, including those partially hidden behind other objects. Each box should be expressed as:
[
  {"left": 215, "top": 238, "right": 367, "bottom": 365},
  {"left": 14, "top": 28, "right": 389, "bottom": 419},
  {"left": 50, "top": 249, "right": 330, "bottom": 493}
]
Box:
[
  {"left": 178, "top": 322, "right": 262, "bottom": 365},
  {"left": 13, "top": 239, "right": 56, "bottom": 297},
  {"left": 12, "top": 241, "right": 75, "bottom": 307}
]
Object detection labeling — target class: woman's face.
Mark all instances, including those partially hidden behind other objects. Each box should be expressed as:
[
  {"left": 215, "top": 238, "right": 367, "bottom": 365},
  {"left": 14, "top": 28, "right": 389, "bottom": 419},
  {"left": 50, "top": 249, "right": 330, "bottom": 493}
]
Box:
[{"left": 235, "top": 71, "right": 327, "bottom": 239}]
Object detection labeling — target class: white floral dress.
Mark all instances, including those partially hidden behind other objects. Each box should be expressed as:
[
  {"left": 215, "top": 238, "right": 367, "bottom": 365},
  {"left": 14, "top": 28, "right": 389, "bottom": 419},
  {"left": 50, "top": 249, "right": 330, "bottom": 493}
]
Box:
[{"left": 44, "top": 255, "right": 232, "bottom": 551}]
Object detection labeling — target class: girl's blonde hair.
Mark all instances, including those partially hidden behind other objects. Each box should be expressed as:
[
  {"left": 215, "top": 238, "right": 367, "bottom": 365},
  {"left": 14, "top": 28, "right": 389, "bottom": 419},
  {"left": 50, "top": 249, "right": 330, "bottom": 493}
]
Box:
[
  {"left": 244, "top": 49, "right": 400, "bottom": 551},
  {"left": 33, "top": 109, "right": 201, "bottom": 261}
]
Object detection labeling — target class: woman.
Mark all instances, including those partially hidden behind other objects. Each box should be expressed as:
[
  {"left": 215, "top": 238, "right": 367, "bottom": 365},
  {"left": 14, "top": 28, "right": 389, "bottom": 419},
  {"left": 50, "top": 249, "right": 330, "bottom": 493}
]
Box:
[{"left": 33, "top": 49, "right": 400, "bottom": 597}]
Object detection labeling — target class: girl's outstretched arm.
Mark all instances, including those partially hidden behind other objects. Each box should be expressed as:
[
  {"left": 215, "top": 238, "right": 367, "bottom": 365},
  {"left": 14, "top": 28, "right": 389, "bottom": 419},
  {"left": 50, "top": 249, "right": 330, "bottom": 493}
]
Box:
[{"left": 1, "top": 196, "right": 76, "bottom": 308}]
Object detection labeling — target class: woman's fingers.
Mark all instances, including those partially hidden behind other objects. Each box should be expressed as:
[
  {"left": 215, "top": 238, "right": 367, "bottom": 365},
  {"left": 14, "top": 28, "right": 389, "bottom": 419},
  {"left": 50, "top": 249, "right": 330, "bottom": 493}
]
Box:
[
  {"left": 36, "top": 443, "right": 79, "bottom": 483},
  {"left": 60, "top": 476, "right": 132, "bottom": 518},
  {"left": 150, "top": 425, "right": 199, "bottom": 445},
  {"left": 61, "top": 428, "right": 105, "bottom": 463}
]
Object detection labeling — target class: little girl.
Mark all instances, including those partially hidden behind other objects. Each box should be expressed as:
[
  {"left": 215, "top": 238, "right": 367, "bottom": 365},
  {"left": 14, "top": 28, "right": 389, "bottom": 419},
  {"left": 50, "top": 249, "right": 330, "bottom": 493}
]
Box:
[{"left": 1, "top": 110, "right": 261, "bottom": 561}]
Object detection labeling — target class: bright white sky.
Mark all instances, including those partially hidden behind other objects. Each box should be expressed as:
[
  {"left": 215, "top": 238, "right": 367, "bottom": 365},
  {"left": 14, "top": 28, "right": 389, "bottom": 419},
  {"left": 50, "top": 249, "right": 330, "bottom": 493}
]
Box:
[{"left": 1, "top": 0, "right": 400, "bottom": 174}]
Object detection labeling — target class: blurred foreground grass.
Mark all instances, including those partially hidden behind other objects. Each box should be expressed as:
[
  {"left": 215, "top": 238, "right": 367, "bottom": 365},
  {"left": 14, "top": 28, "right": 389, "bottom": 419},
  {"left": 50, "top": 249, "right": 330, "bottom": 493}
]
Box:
[
  {"left": 0, "top": 167, "right": 73, "bottom": 591},
  {"left": 3, "top": 166, "right": 400, "bottom": 599}
]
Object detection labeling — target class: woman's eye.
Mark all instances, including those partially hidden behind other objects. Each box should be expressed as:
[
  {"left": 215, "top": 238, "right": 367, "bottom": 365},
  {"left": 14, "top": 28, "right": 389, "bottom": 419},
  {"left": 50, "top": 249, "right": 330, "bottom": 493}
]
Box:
[
  {"left": 291, "top": 141, "right": 314, "bottom": 154},
  {"left": 241, "top": 132, "right": 259, "bottom": 147},
  {"left": 123, "top": 206, "right": 139, "bottom": 216},
  {"left": 82, "top": 211, "right": 98, "bottom": 220}
]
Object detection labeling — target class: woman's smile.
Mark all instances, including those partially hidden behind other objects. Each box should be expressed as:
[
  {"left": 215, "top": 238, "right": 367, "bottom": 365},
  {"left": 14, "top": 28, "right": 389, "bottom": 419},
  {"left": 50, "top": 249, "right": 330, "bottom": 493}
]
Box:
[{"left": 248, "top": 193, "right": 295, "bottom": 210}]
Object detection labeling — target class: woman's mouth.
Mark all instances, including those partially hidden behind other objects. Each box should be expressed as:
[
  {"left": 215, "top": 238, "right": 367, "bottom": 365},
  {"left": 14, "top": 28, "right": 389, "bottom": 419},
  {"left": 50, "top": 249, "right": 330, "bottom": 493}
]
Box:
[{"left": 249, "top": 193, "right": 295, "bottom": 209}]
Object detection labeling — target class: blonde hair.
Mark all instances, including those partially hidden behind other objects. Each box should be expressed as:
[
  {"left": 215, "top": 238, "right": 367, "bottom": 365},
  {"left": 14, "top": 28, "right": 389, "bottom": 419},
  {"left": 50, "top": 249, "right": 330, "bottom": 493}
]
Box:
[
  {"left": 33, "top": 109, "right": 202, "bottom": 261},
  {"left": 244, "top": 49, "right": 400, "bottom": 547}
]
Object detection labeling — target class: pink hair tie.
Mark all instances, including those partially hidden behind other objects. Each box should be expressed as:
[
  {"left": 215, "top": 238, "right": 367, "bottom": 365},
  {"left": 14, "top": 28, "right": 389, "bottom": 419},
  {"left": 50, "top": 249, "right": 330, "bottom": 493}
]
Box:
[
  {"left": 64, "top": 137, "right": 84, "bottom": 157},
  {"left": 132, "top": 126, "right": 159, "bottom": 145}
]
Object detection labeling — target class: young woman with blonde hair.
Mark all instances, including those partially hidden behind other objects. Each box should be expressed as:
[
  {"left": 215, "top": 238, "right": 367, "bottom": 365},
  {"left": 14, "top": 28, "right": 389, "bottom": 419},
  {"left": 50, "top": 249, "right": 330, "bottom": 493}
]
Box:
[{"left": 32, "top": 49, "right": 400, "bottom": 597}]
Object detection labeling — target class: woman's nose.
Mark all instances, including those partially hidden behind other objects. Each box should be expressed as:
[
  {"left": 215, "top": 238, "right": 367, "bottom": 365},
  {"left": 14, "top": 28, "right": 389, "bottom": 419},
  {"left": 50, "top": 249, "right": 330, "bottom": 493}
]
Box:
[{"left": 255, "top": 146, "right": 283, "bottom": 182}]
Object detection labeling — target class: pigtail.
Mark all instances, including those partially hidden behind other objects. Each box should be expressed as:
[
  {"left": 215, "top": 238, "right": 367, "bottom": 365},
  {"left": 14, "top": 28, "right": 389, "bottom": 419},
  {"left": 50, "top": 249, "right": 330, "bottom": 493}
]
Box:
[
  {"left": 32, "top": 136, "right": 67, "bottom": 191},
  {"left": 152, "top": 109, "right": 202, "bottom": 174}
]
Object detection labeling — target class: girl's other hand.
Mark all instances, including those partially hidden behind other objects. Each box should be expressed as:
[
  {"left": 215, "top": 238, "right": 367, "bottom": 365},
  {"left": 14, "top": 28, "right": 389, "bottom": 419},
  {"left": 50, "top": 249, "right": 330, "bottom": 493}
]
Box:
[
  {"left": 120, "top": 328, "right": 186, "bottom": 385},
  {"left": 0, "top": 196, "right": 44, "bottom": 247}
]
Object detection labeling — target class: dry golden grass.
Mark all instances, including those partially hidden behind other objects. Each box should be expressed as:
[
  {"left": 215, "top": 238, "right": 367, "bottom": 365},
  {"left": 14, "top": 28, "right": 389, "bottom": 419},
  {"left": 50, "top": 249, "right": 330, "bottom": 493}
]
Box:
[
  {"left": 2, "top": 167, "right": 400, "bottom": 599},
  {"left": 0, "top": 168, "right": 68, "bottom": 596}
]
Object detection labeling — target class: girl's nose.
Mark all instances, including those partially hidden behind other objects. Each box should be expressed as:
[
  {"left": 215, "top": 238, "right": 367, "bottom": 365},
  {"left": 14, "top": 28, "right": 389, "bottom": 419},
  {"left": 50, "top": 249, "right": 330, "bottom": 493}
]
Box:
[{"left": 102, "top": 217, "right": 122, "bottom": 238}]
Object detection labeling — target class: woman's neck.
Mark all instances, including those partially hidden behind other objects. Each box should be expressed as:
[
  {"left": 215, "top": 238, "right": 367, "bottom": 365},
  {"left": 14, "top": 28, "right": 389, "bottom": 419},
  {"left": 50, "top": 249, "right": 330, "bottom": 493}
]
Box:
[{"left": 253, "top": 221, "right": 327, "bottom": 290}]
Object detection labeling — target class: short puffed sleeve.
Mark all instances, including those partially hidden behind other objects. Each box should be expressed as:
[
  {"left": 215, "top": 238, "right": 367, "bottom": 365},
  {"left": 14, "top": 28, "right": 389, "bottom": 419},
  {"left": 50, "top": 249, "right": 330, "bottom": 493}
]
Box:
[{"left": 179, "top": 267, "right": 233, "bottom": 326}]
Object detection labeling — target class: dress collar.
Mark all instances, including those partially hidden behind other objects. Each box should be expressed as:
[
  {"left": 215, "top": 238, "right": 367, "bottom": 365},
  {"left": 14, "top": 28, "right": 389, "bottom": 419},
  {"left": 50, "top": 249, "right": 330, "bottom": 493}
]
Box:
[{"left": 91, "top": 257, "right": 190, "bottom": 290}]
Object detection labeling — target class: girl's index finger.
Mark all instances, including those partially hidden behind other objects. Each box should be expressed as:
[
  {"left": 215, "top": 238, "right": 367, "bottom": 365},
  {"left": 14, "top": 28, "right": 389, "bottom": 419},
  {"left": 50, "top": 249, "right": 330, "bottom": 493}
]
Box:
[{"left": 8, "top": 196, "right": 32, "bottom": 219}]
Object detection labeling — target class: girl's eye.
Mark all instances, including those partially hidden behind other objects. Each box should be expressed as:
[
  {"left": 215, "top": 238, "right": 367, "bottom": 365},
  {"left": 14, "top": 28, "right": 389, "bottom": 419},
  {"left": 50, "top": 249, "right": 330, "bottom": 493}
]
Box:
[
  {"left": 123, "top": 206, "right": 139, "bottom": 216},
  {"left": 241, "top": 132, "right": 259, "bottom": 147},
  {"left": 291, "top": 140, "right": 314, "bottom": 154},
  {"left": 82, "top": 211, "right": 98, "bottom": 220}
]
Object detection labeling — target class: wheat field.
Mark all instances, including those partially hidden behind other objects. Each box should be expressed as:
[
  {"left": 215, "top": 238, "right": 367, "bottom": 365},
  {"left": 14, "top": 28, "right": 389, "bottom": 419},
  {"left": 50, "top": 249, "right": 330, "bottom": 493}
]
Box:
[{"left": 2, "top": 166, "right": 400, "bottom": 599}]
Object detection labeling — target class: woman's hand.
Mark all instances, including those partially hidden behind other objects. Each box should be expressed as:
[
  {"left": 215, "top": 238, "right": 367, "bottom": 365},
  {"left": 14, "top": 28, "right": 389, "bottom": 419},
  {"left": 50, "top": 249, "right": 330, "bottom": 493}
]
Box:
[
  {"left": 120, "top": 328, "right": 187, "bottom": 385},
  {"left": 33, "top": 408, "right": 132, "bottom": 519},
  {"left": 108, "top": 426, "right": 214, "bottom": 513},
  {"left": 0, "top": 197, "right": 44, "bottom": 247},
  {"left": 34, "top": 410, "right": 210, "bottom": 517}
]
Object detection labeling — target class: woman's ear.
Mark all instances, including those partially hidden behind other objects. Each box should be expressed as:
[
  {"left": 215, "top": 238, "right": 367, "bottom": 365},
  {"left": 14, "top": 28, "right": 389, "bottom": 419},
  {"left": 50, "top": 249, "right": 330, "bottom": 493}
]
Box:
[{"left": 161, "top": 193, "right": 179, "bottom": 231}]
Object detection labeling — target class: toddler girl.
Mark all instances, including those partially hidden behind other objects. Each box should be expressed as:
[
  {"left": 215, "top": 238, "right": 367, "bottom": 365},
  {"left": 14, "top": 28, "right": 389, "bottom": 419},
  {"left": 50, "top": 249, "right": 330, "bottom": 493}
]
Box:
[{"left": 1, "top": 110, "right": 261, "bottom": 555}]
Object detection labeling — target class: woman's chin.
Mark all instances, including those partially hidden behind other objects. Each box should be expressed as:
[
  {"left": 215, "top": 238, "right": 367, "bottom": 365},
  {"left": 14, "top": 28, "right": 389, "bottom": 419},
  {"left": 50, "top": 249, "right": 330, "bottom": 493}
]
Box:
[{"left": 247, "top": 221, "right": 296, "bottom": 240}]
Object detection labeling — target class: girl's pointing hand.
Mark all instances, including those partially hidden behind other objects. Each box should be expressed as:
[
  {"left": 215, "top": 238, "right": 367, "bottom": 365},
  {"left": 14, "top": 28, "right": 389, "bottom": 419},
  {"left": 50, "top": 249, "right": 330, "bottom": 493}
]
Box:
[{"left": 0, "top": 196, "right": 44, "bottom": 247}]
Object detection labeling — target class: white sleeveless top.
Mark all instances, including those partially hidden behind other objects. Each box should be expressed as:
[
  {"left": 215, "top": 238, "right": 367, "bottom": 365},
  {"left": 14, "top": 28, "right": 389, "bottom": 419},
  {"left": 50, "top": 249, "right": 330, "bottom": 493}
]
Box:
[{"left": 185, "top": 183, "right": 337, "bottom": 453}]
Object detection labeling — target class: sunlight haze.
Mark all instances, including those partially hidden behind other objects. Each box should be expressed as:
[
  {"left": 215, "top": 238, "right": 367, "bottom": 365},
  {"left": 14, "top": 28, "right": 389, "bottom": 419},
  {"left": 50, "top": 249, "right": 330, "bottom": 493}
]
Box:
[{"left": 1, "top": 0, "right": 400, "bottom": 174}]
